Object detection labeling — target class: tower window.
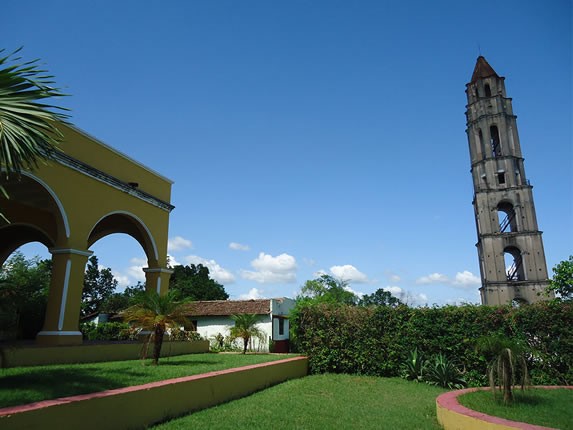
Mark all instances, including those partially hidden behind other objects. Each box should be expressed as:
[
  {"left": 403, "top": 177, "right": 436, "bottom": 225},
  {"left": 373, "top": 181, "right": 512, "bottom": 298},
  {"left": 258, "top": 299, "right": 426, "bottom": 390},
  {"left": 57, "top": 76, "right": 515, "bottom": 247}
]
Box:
[
  {"left": 497, "top": 202, "right": 517, "bottom": 232},
  {"left": 505, "top": 247, "right": 525, "bottom": 281},
  {"left": 497, "top": 172, "right": 505, "bottom": 184},
  {"left": 490, "top": 125, "right": 501, "bottom": 157},
  {"left": 484, "top": 83, "right": 492, "bottom": 97}
]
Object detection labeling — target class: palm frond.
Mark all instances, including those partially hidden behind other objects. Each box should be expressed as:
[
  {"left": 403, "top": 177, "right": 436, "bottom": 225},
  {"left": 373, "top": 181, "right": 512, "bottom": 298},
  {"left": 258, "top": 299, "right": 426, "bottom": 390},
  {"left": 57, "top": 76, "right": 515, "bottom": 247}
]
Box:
[{"left": 0, "top": 48, "right": 70, "bottom": 176}]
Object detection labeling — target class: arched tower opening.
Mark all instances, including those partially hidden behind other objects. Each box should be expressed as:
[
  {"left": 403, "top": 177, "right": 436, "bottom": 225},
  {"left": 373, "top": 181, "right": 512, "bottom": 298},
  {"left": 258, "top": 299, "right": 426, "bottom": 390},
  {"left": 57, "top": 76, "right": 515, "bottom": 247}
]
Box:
[
  {"left": 497, "top": 202, "right": 517, "bottom": 233},
  {"left": 504, "top": 246, "right": 525, "bottom": 281}
]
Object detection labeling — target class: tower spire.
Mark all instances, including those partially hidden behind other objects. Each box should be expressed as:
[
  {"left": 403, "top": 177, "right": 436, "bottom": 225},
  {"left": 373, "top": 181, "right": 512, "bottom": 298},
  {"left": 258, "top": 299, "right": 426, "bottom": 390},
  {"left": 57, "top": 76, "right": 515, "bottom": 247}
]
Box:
[{"left": 470, "top": 56, "right": 499, "bottom": 83}]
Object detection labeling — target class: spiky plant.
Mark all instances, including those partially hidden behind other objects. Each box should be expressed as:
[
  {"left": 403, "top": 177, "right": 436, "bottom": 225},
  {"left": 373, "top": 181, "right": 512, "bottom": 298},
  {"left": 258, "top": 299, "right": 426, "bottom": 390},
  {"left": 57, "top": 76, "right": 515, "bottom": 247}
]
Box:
[
  {"left": 425, "top": 353, "right": 466, "bottom": 389},
  {"left": 230, "top": 313, "right": 264, "bottom": 354},
  {"left": 476, "top": 334, "right": 530, "bottom": 404},
  {"left": 122, "top": 290, "right": 190, "bottom": 365},
  {"left": 0, "top": 48, "right": 69, "bottom": 221},
  {"left": 401, "top": 348, "right": 426, "bottom": 382}
]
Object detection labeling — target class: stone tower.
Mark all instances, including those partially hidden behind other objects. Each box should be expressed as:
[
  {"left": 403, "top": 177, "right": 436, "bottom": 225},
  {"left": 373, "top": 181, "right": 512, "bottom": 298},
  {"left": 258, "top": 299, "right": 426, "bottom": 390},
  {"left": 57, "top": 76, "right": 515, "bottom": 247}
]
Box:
[{"left": 465, "top": 56, "right": 551, "bottom": 305}]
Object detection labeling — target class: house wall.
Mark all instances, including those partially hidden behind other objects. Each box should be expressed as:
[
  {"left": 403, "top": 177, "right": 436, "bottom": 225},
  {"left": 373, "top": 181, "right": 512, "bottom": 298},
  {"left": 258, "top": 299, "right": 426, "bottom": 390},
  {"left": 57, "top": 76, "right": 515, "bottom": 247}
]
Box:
[{"left": 196, "top": 316, "right": 273, "bottom": 352}]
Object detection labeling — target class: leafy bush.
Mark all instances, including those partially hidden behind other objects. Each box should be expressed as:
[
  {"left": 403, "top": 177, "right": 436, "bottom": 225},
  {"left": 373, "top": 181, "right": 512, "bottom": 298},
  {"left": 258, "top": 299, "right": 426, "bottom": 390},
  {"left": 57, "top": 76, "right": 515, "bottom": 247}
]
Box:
[
  {"left": 291, "top": 301, "right": 572, "bottom": 385},
  {"left": 168, "top": 328, "right": 203, "bottom": 341},
  {"left": 80, "top": 322, "right": 133, "bottom": 341}
]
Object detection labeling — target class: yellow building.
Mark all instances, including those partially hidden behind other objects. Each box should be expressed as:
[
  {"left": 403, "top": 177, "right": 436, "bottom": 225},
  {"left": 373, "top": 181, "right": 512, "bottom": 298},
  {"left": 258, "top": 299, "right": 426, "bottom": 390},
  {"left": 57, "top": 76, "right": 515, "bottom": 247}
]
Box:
[{"left": 0, "top": 123, "right": 174, "bottom": 346}]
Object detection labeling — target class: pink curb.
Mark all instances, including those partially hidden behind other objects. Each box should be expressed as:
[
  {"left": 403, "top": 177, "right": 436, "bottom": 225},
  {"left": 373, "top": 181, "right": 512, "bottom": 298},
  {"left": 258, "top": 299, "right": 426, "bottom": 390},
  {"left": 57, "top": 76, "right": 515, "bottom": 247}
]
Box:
[
  {"left": 436, "top": 386, "right": 573, "bottom": 430},
  {"left": 0, "top": 356, "right": 307, "bottom": 416}
]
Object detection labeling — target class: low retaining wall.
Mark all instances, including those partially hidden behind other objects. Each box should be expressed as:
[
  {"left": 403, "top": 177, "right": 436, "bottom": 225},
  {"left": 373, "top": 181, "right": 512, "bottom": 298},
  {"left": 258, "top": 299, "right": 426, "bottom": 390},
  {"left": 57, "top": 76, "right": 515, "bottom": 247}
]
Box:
[
  {"left": 0, "top": 355, "right": 308, "bottom": 429},
  {"left": 436, "top": 386, "right": 572, "bottom": 430},
  {"left": 0, "top": 340, "right": 210, "bottom": 368}
]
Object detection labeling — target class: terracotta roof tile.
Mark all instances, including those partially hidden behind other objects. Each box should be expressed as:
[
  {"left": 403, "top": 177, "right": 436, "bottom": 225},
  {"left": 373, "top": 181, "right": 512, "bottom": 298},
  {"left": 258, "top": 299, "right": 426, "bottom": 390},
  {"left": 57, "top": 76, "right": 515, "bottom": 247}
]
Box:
[
  {"left": 470, "top": 56, "right": 499, "bottom": 83},
  {"left": 182, "top": 299, "right": 271, "bottom": 317}
]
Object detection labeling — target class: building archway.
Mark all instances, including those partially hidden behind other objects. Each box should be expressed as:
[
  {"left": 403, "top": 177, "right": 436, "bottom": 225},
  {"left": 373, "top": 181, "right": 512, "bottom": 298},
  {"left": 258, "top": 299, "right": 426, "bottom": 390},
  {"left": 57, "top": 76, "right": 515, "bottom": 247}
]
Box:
[{"left": 0, "top": 123, "right": 174, "bottom": 345}]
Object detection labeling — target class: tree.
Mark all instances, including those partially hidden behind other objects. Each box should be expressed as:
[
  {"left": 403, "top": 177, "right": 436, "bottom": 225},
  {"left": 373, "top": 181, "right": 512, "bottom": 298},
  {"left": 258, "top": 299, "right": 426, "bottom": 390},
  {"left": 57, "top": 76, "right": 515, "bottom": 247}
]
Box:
[
  {"left": 230, "top": 313, "right": 264, "bottom": 354},
  {"left": 169, "top": 264, "right": 229, "bottom": 301},
  {"left": 81, "top": 255, "right": 118, "bottom": 317},
  {"left": 299, "top": 274, "right": 358, "bottom": 305},
  {"left": 547, "top": 256, "right": 573, "bottom": 301},
  {"left": 359, "top": 288, "right": 403, "bottom": 307},
  {"left": 0, "top": 251, "right": 51, "bottom": 338},
  {"left": 122, "top": 290, "right": 190, "bottom": 365},
  {"left": 476, "top": 334, "right": 530, "bottom": 404},
  {"left": 100, "top": 282, "right": 145, "bottom": 314},
  {"left": 0, "top": 48, "right": 69, "bottom": 220}
]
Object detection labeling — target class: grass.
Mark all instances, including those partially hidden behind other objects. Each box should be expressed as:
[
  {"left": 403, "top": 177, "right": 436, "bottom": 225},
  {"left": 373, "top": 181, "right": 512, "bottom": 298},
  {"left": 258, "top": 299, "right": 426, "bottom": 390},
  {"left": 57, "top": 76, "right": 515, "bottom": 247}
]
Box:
[
  {"left": 458, "top": 388, "right": 573, "bottom": 430},
  {"left": 153, "top": 375, "right": 446, "bottom": 429},
  {"left": 0, "top": 353, "right": 296, "bottom": 409}
]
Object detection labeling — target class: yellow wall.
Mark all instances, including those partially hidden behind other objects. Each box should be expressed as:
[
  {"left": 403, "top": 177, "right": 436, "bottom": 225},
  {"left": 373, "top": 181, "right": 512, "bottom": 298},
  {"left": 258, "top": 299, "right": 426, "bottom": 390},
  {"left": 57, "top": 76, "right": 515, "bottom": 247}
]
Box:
[
  {"left": 0, "top": 356, "right": 308, "bottom": 430},
  {"left": 0, "top": 341, "right": 209, "bottom": 368}
]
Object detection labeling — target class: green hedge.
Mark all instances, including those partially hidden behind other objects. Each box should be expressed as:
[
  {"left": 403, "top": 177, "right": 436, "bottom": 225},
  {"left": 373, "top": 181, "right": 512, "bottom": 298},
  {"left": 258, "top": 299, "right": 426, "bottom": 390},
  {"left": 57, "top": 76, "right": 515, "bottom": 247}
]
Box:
[{"left": 292, "top": 302, "right": 572, "bottom": 386}]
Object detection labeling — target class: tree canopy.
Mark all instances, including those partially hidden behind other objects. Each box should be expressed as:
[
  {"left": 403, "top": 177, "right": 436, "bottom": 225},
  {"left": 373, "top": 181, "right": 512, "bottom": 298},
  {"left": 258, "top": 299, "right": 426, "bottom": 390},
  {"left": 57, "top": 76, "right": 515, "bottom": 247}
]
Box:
[
  {"left": 169, "top": 264, "right": 229, "bottom": 301},
  {"left": 81, "top": 255, "right": 118, "bottom": 317},
  {"left": 299, "top": 274, "right": 358, "bottom": 305},
  {"left": 0, "top": 251, "right": 50, "bottom": 338},
  {"left": 547, "top": 256, "right": 573, "bottom": 301},
  {"left": 359, "top": 288, "right": 403, "bottom": 307}
]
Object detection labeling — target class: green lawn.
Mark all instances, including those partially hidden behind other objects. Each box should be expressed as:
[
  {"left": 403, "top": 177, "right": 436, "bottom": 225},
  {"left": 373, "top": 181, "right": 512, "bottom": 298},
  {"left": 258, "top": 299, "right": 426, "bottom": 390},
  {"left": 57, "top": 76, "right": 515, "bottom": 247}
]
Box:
[
  {"left": 153, "top": 375, "right": 446, "bottom": 430},
  {"left": 0, "top": 353, "right": 296, "bottom": 408},
  {"left": 458, "top": 388, "right": 573, "bottom": 430}
]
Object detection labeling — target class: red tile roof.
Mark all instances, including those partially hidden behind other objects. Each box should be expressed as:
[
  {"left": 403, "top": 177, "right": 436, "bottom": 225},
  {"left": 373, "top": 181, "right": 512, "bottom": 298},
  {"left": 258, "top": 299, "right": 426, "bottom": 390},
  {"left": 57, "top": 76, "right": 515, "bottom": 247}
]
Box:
[
  {"left": 182, "top": 299, "right": 271, "bottom": 317},
  {"left": 470, "top": 56, "right": 499, "bottom": 83}
]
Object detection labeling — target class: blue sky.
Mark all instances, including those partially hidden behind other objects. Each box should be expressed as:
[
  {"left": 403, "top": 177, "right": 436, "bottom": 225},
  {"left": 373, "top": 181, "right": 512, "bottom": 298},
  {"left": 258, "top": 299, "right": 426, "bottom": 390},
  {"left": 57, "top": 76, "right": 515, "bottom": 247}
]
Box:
[{"left": 4, "top": 1, "right": 571, "bottom": 305}]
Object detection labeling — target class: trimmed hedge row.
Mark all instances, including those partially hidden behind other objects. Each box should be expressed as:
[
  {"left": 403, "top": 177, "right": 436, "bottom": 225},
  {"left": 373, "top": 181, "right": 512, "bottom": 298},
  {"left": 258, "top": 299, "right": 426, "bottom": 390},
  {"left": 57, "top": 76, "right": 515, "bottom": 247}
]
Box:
[{"left": 291, "top": 302, "right": 572, "bottom": 386}]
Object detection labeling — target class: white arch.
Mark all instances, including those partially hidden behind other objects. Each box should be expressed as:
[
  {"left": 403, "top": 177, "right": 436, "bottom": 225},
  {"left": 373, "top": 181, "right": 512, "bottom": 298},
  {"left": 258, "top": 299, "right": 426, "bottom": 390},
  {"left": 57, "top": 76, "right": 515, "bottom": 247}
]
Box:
[
  {"left": 19, "top": 171, "right": 71, "bottom": 238},
  {"left": 87, "top": 210, "right": 159, "bottom": 261}
]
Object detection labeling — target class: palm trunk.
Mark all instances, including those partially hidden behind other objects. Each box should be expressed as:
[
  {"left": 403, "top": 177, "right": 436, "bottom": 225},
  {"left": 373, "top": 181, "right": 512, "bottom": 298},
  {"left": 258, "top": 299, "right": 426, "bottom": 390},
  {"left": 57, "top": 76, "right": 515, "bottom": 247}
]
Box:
[
  {"left": 153, "top": 324, "right": 165, "bottom": 365},
  {"left": 243, "top": 336, "right": 249, "bottom": 354}
]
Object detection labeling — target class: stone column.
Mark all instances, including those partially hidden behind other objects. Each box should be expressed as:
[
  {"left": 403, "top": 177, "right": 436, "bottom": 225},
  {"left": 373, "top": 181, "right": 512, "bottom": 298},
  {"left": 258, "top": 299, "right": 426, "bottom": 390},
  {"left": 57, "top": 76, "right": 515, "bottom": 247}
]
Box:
[
  {"left": 36, "top": 248, "right": 92, "bottom": 346},
  {"left": 143, "top": 267, "right": 174, "bottom": 295}
]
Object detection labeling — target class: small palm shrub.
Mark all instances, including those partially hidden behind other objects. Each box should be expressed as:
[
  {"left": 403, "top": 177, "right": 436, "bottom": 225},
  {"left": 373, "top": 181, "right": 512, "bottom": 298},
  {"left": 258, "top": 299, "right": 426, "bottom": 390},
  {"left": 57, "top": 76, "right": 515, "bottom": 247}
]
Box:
[
  {"left": 476, "top": 334, "right": 530, "bottom": 404},
  {"left": 424, "top": 353, "right": 466, "bottom": 389},
  {"left": 401, "top": 348, "right": 426, "bottom": 382}
]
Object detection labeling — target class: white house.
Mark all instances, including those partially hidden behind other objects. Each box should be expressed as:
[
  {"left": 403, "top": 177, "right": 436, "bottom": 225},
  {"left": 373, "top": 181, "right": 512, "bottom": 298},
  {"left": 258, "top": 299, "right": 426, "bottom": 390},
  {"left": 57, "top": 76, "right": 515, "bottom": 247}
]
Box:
[{"left": 182, "top": 298, "right": 295, "bottom": 352}]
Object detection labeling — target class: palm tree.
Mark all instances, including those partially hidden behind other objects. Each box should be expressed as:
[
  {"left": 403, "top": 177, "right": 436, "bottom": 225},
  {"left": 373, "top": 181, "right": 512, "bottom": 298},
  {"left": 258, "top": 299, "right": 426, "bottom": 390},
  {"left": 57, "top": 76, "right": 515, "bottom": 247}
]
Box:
[
  {"left": 0, "top": 48, "right": 69, "bottom": 220},
  {"left": 122, "top": 290, "right": 190, "bottom": 365},
  {"left": 230, "top": 313, "right": 263, "bottom": 354},
  {"left": 476, "top": 334, "right": 530, "bottom": 404}
]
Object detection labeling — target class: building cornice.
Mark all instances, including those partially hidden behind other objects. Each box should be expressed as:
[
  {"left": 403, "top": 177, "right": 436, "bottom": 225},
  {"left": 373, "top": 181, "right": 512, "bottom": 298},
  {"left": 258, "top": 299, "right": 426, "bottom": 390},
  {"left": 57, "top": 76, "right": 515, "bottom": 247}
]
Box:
[{"left": 52, "top": 150, "right": 175, "bottom": 212}]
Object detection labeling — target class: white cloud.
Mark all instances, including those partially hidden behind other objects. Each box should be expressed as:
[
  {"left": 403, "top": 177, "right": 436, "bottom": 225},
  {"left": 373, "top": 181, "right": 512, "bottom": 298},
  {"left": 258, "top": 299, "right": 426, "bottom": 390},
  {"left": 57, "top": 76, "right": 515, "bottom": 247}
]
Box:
[
  {"left": 167, "top": 254, "right": 181, "bottom": 267},
  {"left": 416, "top": 272, "right": 450, "bottom": 284},
  {"left": 229, "top": 242, "right": 250, "bottom": 251},
  {"left": 240, "top": 252, "right": 297, "bottom": 284},
  {"left": 329, "top": 265, "right": 369, "bottom": 283},
  {"left": 389, "top": 274, "right": 401, "bottom": 283},
  {"left": 183, "top": 255, "right": 236, "bottom": 284},
  {"left": 453, "top": 271, "right": 481, "bottom": 288},
  {"left": 239, "top": 288, "right": 264, "bottom": 300},
  {"left": 385, "top": 286, "right": 403, "bottom": 296},
  {"left": 111, "top": 256, "right": 146, "bottom": 289},
  {"left": 416, "top": 270, "right": 481, "bottom": 289},
  {"left": 168, "top": 236, "right": 193, "bottom": 252}
]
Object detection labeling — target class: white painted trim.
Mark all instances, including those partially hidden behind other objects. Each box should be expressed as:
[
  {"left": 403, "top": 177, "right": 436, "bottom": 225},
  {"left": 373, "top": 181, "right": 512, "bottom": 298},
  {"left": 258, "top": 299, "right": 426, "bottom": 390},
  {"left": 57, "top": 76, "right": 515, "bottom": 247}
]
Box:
[
  {"left": 50, "top": 248, "right": 94, "bottom": 257},
  {"left": 37, "top": 331, "right": 82, "bottom": 336},
  {"left": 58, "top": 259, "right": 72, "bottom": 331},
  {"left": 88, "top": 210, "right": 159, "bottom": 261},
  {"left": 20, "top": 171, "right": 71, "bottom": 238},
  {"left": 156, "top": 277, "right": 161, "bottom": 294}
]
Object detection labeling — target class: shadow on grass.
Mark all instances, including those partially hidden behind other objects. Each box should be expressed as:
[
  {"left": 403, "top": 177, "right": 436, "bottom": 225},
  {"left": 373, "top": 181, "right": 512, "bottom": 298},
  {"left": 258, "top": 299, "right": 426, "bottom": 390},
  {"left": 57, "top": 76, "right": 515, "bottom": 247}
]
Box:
[
  {"left": 0, "top": 367, "right": 142, "bottom": 408},
  {"left": 156, "top": 359, "right": 222, "bottom": 367}
]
